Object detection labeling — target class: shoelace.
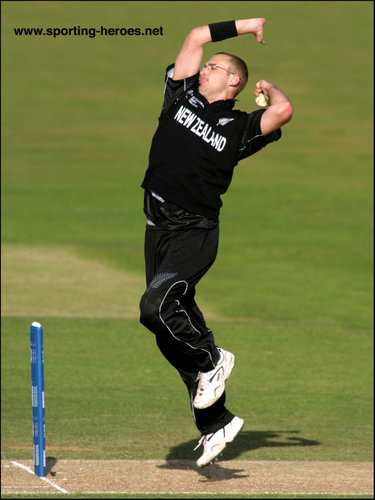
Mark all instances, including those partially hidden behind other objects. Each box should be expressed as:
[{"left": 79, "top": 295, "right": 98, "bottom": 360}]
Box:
[
  {"left": 194, "top": 431, "right": 215, "bottom": 450},
  {"left": 193, "top": 435, "right": 205, "bottom": 451},
  {"left": 196, "top": 374, "right": 211, "bottom": 395},
  {"left": 196, "top": 352, "right": 224, "bottom": 382}
]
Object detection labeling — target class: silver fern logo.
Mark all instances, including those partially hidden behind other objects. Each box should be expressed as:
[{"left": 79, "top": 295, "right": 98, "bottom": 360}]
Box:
[
  {"left": 149, "top": 272, "right": 178, "bottom": 289},
  {"left": 217, "top": 118, "right": 234, "bottom": 126}
]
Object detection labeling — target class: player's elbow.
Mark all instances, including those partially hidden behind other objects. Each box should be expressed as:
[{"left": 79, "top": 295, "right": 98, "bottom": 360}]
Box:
[
  {"left": 188, "top": 27, "right": 200, "bottom": 41},
  {"left": 278, "top": 101, "right": 293, "bottom": 125},
  {"left": 186, "top": 26, "right": 208, "bottom": 46},
  {"left": 261, "top": 101, "right": 294, "bottom": 135}
]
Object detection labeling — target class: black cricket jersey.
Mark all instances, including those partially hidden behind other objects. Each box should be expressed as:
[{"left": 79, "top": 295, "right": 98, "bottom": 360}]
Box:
[{"left": 141, "top": 64, "right": 281, "bottom": 222}]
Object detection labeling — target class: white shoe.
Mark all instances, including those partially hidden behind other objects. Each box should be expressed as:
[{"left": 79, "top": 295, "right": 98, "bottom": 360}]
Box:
[
  {"left": 195, "top": 416, "right": 244, "bottom": 467},
  {"left": 193, "top": 348, "right": 235, "bottom": 409}
]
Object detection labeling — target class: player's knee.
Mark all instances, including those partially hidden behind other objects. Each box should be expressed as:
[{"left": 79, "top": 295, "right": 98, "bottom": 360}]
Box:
[{"left": 139, "top": 291, "right": 161, "bottom": 331}]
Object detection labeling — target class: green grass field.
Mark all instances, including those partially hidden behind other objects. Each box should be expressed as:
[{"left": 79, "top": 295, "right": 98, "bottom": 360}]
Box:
[{"left": 1, "top": 1, "right": 373, "bottom": 498}]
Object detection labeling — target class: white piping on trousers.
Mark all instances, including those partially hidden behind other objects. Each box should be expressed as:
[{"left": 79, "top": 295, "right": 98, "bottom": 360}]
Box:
[
  {"left": 190, "top": 391, "right": 197, "bottom": 423},
  {"left": 158, "top": 280, "right": 214, "bottom": 366},
  {"left": 175, "top": 299, "right": 202, "bottom": 336}
]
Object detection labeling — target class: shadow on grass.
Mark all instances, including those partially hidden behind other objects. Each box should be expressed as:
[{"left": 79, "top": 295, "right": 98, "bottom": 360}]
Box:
[{"left": 159, "top": 430, "right": 321, "bottom": 481}]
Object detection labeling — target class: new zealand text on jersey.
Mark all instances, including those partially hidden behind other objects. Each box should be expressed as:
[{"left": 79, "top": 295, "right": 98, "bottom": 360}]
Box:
[{"left": 174, "top": 105, "right": 227, "bottom": 152}]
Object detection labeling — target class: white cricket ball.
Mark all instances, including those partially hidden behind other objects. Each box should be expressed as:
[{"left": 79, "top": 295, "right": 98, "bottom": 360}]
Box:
[{"left": 255, "top": 92, "right": 269, "bottom": 108}]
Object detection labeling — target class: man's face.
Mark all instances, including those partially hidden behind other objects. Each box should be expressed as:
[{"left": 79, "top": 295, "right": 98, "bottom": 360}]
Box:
[{"left": 198, "top": 55, "right": 235, "bottom": 98}]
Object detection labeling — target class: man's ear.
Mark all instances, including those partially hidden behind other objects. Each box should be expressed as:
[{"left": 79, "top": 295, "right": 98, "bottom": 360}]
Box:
[{"left": 229, "top": 74, "right": 241, "bottom": 88}]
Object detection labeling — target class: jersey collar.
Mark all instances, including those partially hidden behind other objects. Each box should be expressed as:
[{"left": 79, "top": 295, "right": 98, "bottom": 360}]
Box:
[{"left": 197, "top": 91, "right": 237, "bottom": 109}]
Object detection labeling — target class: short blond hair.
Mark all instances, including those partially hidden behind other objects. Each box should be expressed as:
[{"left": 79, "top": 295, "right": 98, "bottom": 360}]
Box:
[{"left": 214, "top": 52, "right": 248, "bottom": 95}]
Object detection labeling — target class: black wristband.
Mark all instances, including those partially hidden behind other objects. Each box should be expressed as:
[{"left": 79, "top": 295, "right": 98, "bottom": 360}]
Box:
[{"left": 209, "top": 20, "right": 238, "bottom": 42}]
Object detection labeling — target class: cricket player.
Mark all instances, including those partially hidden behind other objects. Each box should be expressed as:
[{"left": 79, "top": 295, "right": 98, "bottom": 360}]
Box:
[{"left": 139, "top": 18, "right": 293, "bottom": 467}]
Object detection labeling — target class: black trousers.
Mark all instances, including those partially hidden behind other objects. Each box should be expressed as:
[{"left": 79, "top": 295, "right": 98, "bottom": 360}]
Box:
[{"left": 139, "top": 223, "right": 234, "bottom": 435}]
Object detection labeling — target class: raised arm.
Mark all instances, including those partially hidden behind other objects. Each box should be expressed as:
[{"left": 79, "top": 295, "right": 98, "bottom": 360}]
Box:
[
  {"left": 255, "top": 80, "right": 294, "bottom": 135},
  {"left": 173, "top": 18, "right": 266, "bottom": 80}
]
